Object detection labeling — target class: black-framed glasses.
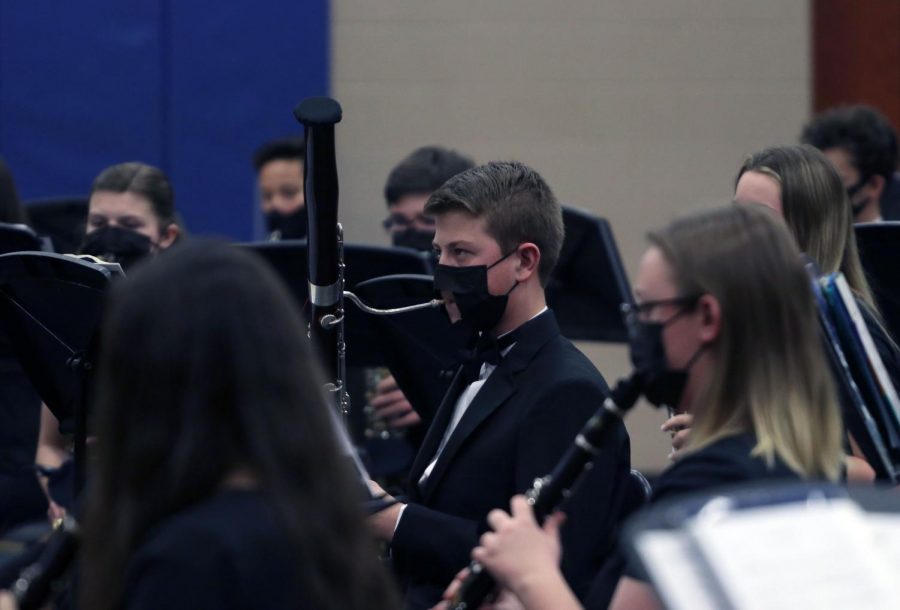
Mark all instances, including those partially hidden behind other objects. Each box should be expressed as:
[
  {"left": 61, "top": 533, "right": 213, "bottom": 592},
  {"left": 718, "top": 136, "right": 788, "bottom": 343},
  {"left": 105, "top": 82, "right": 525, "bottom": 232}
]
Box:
[
  {"left": 382, "top": 213, "right": 436, "bottom": 231},
  {"left": 620, "top": 295, "right": 701, "bottom": 325}
]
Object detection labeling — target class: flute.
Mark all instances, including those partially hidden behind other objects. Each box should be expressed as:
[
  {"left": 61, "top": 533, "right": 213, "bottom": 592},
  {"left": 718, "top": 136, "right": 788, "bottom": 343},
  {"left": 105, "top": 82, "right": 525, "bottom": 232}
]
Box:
[{"left": 448, "top": 372, "right": 645, "bottom": 610}]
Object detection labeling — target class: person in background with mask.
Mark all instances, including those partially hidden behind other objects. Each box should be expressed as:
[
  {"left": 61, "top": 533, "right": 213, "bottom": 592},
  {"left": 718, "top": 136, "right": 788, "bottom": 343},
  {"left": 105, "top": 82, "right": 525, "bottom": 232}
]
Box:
[
  {"left": 80, "top": 162, "right": 180, "bottom": 268},
  {"left": 439, "top": 205, "right": 844, "bottom": 610},
  {"left": 382, "top": 146, "right": 474, "bottom": 252},
  {"left": 252, "top": 137, "right": 307, "bottom": 241},
  {"left": 366, "top": 161, "right": 631, "bottom": 610},
  {"left": 38, "top": 162, "right": 181, "bottom": 516},
  {"left": 368, "top": 146, "right": 476, "bottom": 437},
  {"left": 801, "top": 105, "right": 900, "bottom": 223}
]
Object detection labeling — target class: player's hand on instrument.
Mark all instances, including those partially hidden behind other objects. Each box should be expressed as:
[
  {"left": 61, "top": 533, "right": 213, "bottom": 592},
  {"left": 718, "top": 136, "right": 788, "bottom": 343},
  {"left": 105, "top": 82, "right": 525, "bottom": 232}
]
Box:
[
  {"left": 0, "top": 592, "right": 18, "bottom": 610},
  {"left": 661, "top": 412, "right": 693, "bottom": 461},
  {"left": 370, "top": 374, "right": 421, "bottom": 428},
  {"left": 432, "top": 567, "right": 525, "bottom": 610},
  {"left": 472, "top": 495, "right": 564, "bottom": 594}
]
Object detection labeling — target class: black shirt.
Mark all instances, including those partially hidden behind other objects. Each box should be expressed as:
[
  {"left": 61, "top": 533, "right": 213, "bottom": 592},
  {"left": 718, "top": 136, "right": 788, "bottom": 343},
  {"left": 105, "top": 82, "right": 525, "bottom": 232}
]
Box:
[
  {"left": 124, "top": 490, "right": 301, "bottom": 610},
  {"left": 650, "top": 432, "right": 801, "bottom": 506},
  {"left": 614, "top": 433, "right": 802, "bottom": 591}
]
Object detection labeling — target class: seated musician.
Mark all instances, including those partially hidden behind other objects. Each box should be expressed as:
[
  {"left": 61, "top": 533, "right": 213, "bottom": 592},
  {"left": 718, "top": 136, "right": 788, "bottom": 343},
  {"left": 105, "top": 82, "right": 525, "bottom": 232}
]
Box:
[
  {"left": 36, "top": 162, "right": 181, "bottom": 515},
  {"left": 73, "top": 242, "right": 396, "bottom": 610},
  {"left": 367, "top": 161, "right": 632, "bottom": 609},
  {"left": 439, "top": 205, "right": 845, "bottom": 610},
  {"left": 667, "top": 144, "right": 895, "bottom": 473}
]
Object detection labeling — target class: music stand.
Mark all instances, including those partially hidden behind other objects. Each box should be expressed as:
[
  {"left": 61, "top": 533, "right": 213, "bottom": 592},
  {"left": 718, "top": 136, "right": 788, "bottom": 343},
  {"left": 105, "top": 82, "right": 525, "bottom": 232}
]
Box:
[
  {"left": 0, "top": 252, "right": 117, "bottom": 494},
  {"left": 623, "top": 481, "right": 900, "bottom": 610},
  {"left": 239, "top": 241, "right": 434, "bottom": 366},
  {"left": 23, "top": 197, "right": 89, "bottom": 255},
  {"left": 855, "top": 222, "right": 900, "bottom": 343},
  {"left": 0, "top": 224, "right": 51, "bottom": 255},
  {"left": 548, "top": 207, "right": 632, "bottom": 342}
]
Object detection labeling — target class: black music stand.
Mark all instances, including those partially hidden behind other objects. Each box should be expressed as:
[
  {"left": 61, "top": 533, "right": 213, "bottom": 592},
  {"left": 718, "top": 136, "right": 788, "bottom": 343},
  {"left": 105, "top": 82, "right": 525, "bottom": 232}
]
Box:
[
  {"left": 0, "top": 252, "right": 117, "bottom": 495},
  {"left": 549, "top": 207, "right": 632, "bottom": 343},
  {"left": 23, "top": 197, "right": 89, "bottom": 255},
  {"left": 239, "top": 240, "right": 434, "bottom": 366},
  {"left": 855, "top": 222, "right": 900, "bottom": 343},
  {"left": 0, "top": 224, "right": 51, "bottom": 255}
]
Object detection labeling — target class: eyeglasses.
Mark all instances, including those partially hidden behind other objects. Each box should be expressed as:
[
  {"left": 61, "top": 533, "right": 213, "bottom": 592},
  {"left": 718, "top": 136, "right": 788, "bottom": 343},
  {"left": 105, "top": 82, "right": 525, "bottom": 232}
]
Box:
[
  {"left": 382, "top": 213, "right": 436, "bottom": 231},
  {"left": 620, "top": 295, "right": 701, "bottom": 326}
]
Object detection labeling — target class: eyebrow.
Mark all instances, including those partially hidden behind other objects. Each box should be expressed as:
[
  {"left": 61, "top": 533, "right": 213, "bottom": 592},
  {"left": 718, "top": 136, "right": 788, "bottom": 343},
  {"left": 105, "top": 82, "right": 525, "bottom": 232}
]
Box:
[{"left": 439, "top": 240, "right": 478, "bottom": 250}]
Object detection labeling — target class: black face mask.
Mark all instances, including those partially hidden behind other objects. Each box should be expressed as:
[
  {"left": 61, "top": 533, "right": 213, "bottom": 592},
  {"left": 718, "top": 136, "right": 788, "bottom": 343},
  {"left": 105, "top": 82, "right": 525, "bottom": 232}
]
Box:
[
  {"left": 392, "top": 228, "right": 435, "bottom": 252},
  {"left": 433, "top": 250, "right": 518, "bottom": 333},
  {"left": 266, "top": 208, "right": 308, "bottom": 240},
  {"left": 846, "top": 176, "right": 871, "bottom": 219},
  {"left": 850, "top": 198, "right": 871, "bottom": 219},
  {"left": 626, "top": 303, "right": 703, "bottom": 409},
  {"left": 79, "top": 226, "right": 154, "bottom": 270}
]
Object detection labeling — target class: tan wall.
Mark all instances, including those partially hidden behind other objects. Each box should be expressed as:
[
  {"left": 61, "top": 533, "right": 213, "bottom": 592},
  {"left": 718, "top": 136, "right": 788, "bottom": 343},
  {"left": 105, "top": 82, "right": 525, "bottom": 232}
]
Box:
[{"left": 332, "top": 0, "right": 811, "bottom": 472}]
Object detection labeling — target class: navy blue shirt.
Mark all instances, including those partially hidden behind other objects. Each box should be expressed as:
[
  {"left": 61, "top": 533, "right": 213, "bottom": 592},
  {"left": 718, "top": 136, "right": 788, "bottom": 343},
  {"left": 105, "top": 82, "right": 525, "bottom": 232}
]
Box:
[
  {"left": 124, "top": 490, "right": 301, "bottom": 610},
  {"left": 650, "top": 432, "right": 800, "bottom": 506}
]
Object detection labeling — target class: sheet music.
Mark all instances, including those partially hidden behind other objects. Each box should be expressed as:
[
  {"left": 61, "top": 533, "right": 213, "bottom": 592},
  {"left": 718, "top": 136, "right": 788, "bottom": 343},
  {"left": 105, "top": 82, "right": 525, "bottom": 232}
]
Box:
[
  {"left": 687, "top": 498, "right": 900, "bottom": 610},
  {"left": 634, "top": 530, "right": 725, "bottom": 610},
  {"left": 868, "top": 512, "right": 900, "bottom": 571}
]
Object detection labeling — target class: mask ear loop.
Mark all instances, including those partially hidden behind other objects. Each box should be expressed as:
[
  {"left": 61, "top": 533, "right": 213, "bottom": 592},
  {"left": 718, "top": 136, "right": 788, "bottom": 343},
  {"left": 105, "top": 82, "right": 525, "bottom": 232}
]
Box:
[
  {"left": 486, "top": 245, "right": 522, "bottom": 298},
  {"left": 486, "top": 247, "right": 519, "bottom": 270}
]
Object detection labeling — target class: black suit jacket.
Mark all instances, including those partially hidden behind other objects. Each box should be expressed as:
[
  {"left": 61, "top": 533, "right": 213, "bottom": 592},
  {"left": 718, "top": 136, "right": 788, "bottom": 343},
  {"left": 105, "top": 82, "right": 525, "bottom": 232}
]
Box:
[{"left": 392, "top": 310, "right": 631, "bottom": 609}]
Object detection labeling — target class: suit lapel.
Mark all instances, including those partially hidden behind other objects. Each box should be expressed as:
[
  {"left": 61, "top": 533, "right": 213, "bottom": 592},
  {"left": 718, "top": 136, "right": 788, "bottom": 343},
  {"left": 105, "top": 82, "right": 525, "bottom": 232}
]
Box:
[
  {"left": 419, "top": 311, "right": 561, "bottom": 501},
  {"left": 420, "top": 366, "right": 515, "bottom": 499},
  {"left": 407, "top": 365, "right": 468, "bottom": 499}
]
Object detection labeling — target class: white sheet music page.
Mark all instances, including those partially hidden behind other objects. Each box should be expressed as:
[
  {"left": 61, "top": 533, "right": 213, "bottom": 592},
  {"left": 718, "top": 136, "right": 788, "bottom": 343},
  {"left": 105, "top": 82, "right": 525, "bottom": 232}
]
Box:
[
  {"left": 635, "top": 530, "right": 724, "bottom": 610},
  {"left": 868, "top": 512, "right": 900, "bottom": 571},
  {"left": 688, "top": 498, "right": 900, "bottom": 610}
]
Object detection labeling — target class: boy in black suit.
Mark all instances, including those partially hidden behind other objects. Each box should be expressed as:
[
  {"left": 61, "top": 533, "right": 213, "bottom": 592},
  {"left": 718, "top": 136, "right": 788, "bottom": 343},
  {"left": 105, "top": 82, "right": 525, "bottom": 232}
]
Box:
[{"left": 368, "top": 161, "right": 631, "bottom": 609}]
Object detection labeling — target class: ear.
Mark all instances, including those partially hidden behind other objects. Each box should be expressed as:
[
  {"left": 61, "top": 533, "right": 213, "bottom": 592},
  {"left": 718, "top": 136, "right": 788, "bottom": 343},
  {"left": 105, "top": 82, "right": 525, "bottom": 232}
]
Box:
[
  {"left": 157, "top": 223, "right": 180, "bottom": 249},
  {"left": 514, "top": 242, "right": 541, "bottom": 281},
  {"left": 867, "top": 174, "right": 887, "bottom": 200},
  {"left": 696, "top": 293, "right": 721, "bottom": 344}
]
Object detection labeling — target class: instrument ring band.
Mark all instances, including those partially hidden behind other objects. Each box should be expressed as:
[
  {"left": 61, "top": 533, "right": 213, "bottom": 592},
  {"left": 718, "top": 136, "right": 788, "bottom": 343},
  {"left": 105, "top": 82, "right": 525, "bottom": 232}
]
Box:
[{"left": 309, "top": 280, "right": 341, "bottom": 306}]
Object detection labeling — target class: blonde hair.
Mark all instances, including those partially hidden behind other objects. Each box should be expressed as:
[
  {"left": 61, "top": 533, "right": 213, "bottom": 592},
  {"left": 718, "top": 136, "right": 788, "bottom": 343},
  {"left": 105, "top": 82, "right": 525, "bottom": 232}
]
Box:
[
  {"left": 736, "top": 144, "right": 877, "bottom": 312},
  {"left": 648, "top": 205, "right": 844, "bottom": 481}
]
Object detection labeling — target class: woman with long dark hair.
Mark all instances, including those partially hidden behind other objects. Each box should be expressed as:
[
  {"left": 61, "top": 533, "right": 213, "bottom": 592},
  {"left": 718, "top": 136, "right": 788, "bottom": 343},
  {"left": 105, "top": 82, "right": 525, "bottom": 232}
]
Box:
[{"left": 79, "top": 241, "right": 399, "bottom": 610}]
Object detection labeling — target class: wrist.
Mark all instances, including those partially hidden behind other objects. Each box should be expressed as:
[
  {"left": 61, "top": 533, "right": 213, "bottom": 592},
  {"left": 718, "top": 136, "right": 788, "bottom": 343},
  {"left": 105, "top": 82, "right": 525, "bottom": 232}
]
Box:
[{"left": 512, "top": 569, "right": 575, "bottom": 609}]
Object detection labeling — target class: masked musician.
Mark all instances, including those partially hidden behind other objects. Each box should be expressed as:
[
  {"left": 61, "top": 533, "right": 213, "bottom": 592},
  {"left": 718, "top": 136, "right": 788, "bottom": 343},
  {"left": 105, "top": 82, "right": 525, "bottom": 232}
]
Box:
[
  {"left": 80, "top": 162, "right": 180, "bottom": 266},
  {"left": 666, "top": 144, "right": 897, "bottom": 468},
  {"left": 35, "top": 162, "right": 181, "bottom": 517},
  {"left": 367, "top": 161, "right": 632, "bottom": 609},
  {"left": 436, "top": 205, "right": 845, "bottom": 610},
  {"left": 370, "top": 146, "right": 476, "bottom": 437},
  {"left": 382, "top": 145, "right": 475, "bottom": 252},
  {"left": 253, "top": 137, "right": 308, "bottom": 241}
]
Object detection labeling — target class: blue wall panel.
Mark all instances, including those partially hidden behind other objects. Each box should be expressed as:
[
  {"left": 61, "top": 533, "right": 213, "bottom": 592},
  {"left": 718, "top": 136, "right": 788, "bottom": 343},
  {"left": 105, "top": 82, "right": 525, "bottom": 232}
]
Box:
[{"left": 0, "top": 0, "right": 328, "bottom": 240}]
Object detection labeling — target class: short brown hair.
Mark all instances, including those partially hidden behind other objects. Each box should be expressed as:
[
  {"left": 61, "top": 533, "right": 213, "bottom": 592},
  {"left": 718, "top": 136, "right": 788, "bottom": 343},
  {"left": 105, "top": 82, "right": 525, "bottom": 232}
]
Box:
[{"left": 424, "top": 161, "right": 564, "bottom": 285}]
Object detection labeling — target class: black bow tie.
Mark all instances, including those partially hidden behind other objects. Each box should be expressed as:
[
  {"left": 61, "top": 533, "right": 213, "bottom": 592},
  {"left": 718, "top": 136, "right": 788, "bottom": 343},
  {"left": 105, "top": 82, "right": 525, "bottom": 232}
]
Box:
[{"left": 458, "top": 332, "right": 518, "bottom": 385}]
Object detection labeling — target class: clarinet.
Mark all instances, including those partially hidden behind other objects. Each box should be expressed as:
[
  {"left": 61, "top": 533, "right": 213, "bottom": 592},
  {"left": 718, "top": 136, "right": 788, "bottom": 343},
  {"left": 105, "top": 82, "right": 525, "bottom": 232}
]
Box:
[
  {"left": 448, "top": 373, "right": 645, "bottom": 610},
  {"left": 11, "top": 515, "right": 79, "bottom": 610},
  {"left": 293, "top": 97, "right": 347, "bottom": 418}
]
